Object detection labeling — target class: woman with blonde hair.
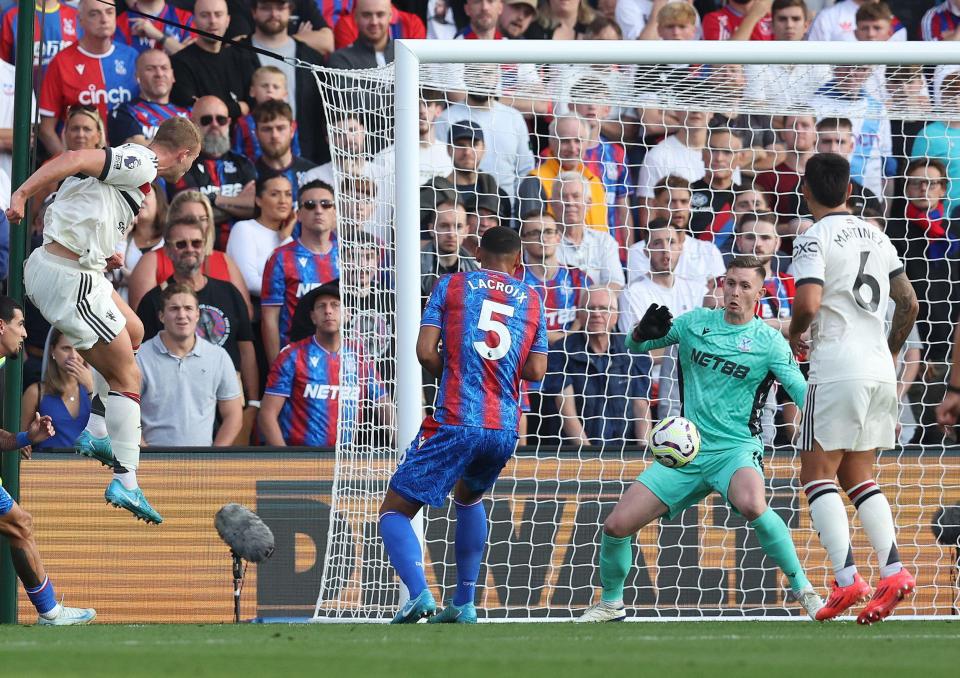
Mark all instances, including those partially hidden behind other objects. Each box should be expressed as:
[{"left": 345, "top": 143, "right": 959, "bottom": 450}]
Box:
[
  {"left": 33, "top": 106, "right": 108, "bottom": 205},
  {"left": 127, "top": 190, "right": 253, "bottom": 315},
  {"left": 21, "top": 328, "right": 93, "bottom": 452}
]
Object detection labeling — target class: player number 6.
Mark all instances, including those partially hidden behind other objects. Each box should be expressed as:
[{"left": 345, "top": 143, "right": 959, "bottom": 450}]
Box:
[{"left": 473, "top": 299, "right": 515, "bottom": 361}]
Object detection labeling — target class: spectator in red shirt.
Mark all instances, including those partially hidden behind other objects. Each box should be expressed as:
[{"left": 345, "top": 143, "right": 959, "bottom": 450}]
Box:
[
  {"left": 704, "top": 0, "right": 772, "bottom": 40},
  {"left": 37, "top": 0, "right": 139, "bottom": 156},
  {"left": 333, "top": 1, "right": 426, "bottom": 49}
]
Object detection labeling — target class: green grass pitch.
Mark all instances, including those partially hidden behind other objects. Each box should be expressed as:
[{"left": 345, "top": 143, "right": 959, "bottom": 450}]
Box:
[{"left": 2, "top": 621, "right": 957, "bottom": 677}]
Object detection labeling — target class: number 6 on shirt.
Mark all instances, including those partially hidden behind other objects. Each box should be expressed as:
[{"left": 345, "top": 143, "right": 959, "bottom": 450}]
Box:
[{"left": 474, "top": 299, "right": 515, "bottom": 361}]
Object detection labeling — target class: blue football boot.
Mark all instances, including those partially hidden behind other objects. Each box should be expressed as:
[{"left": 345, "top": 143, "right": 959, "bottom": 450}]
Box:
[
  {"left": 75, "top": 430, "right": 114, "bottom": 467},
  {"left": 105, "top": 479, "right": 163, "bottom": 524},
  {"left": 390, "top": 589, "right": 437, "bottom": 624},
  {"left": 427, "top": 602, "right": 477, "bottom": 624}
]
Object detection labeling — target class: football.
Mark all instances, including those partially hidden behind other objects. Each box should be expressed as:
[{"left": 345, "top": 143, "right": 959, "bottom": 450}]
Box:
[{"left": 649, "top": 416, "right": 701, "bottom": 468}]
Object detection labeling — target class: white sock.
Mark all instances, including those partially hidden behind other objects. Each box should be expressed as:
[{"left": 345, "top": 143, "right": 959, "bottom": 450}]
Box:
[
  {"left": 39, "top": 603, "right": 62, "bottom": 620},
  {"left": 106, "top": 391, "right": 141, "bottom": 488},
  {"left": 848, "top": 480, "right": 902, "bottom": 579},
  {"left": 113, "top": 470, "right": 138, "bottom": 490},
  {"left": 804, "top": 480, "right": 857, "bottom": 586}
]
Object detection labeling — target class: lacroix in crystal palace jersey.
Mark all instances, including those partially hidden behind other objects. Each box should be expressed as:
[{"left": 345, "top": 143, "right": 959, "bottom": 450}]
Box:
[
  {"left": 39, "top": 42, "right": 139, "bottom": 123},
  {"left": 0, "top": 3, "right": 79, "bottom": 69},
  {"left": 264, "top": 336, "right": 386, "bottom": 446},
  {"left": 116, "top": 3, "right": 194, "bottom": 54},
  {"left": 422, "top": 270, "right": 547, "bottom": 431}
]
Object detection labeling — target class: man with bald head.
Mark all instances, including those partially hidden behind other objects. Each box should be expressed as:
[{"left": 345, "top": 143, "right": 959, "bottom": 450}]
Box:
[
  {"left": 170, "top": 0, "right": 256, "bottom": 119},
  {"left": 109, "top": 49, "right": 189, "bottom": 145},
  {"left": 38, "top": 0, "right": 139, "bottom": 154},
  {"left": 171, "top": 96, "right": 257, "bottom": 247},
  {"left": 520, "top": 116, "right": 610, "bottom": 231}
]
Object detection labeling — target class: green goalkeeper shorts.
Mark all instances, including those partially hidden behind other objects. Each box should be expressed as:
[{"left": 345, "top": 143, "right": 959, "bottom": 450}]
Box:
[{"left": 636, "top": 446, "right": 765, "bottom": 520}]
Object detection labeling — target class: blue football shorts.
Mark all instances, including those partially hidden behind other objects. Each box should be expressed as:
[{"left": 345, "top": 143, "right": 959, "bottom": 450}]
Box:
[
  {"left": 0, "top": 484, "right": 14, "bottom": 516},
  {"left": 390, "top": 416, "right": 519, "bottom": 508}
]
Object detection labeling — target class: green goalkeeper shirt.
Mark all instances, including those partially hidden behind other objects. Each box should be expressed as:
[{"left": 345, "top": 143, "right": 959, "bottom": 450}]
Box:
[{"left": 626, "top": 307, "right": 807, "bottom": 455}]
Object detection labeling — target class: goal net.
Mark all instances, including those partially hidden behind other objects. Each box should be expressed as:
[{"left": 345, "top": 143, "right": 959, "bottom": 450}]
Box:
[{"left": 311, "top": 45, "right": 960, "bottom": 620}]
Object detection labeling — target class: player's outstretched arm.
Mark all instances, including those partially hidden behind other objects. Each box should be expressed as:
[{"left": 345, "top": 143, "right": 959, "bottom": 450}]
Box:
[
  {"left": 416, "top": 325, "right": 444, "bottom": 378},
  {"left": 5, "top": 150, "right": 110, "bottom": 222},
  {"left": 887, "top": 272, "right": 919, "bottom": 357},
  {"left": 625, "top": 303, "right": 677, "bottom": 353}
]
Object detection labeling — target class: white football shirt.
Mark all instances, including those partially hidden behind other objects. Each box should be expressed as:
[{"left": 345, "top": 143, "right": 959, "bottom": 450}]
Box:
[
  {"left": 791, "top": 212, "right": 903, "bottom": 385},
  {"left": 43, "top": 143, "right": 158, "bottom": 270}
]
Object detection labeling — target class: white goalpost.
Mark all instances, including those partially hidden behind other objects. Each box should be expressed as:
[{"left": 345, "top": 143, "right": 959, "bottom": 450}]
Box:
[{"left": 310, "top": 40, "right": 960, "bottom": 621}]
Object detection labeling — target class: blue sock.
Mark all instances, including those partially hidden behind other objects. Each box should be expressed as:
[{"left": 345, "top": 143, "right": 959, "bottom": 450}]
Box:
[
  {"left": 25, "top": 577, "right": 57, "bottom": 615},
  {"left": 453, "top": 499, "right": 487, "bottom": 606},
  {"left": 379, "top": 512, "right": 427, "bottom": 598}
]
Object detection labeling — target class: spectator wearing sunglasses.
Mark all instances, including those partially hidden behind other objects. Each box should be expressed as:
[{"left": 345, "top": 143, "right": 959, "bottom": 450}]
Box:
[
  {"left": 172, "top": 96, "right": 257, "bottom": 249},
  {"left": 135, "top": 214, "right": 259, "bottom": 433},
  {"left": 261, "top": 180, "right": 340, "bottom": 363}
]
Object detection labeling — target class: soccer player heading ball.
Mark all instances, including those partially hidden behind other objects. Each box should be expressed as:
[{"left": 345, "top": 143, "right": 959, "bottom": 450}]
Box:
[
  {"left": 789, "top": 153, "right": 919, "bottom": 624},
  {"left": 5, "top": 116, "right": 201, "bottom": 525},
  {"left": 579, "top": 256, "right": 824, "bottom": 622},
  {"left": 380, "top": 226, "right": 547, "bottom": 624}
]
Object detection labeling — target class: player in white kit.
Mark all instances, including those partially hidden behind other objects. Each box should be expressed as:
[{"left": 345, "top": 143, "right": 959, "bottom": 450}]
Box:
[
  {"left": 789, "top": 153, "right": 919, "bottom": 624},
  {"left": 5, "top": 117, "right": 201, "bottom": 524}
]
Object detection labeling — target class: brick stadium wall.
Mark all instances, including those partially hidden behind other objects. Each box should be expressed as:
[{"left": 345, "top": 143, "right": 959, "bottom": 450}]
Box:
[{"left": 14, "top": 448, "right": 960, "bottom": 622}]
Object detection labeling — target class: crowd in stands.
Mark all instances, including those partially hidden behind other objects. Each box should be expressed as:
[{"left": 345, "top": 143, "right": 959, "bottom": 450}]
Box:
[{"left": 0, "top": 0, "right": 956, "bottom": 450}]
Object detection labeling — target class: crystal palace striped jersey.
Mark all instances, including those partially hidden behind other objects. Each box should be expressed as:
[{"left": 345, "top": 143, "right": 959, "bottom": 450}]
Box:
[
  {"left": 261, "top": 239, "right": 340, "bottom": 347},
  {"left": 423, "top": 270, "right": 547, "bottom": 431},
  {"left": 265, "top": 336, "right": 386, "bottom": 446}
]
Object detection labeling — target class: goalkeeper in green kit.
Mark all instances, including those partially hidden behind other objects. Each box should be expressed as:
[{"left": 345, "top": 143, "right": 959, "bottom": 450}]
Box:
[{"left": 578, "top": 256, "right": 824, "bottom": 622}]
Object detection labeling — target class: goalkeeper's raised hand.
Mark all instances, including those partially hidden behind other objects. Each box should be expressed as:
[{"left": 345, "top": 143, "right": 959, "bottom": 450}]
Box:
[{"left": 631, "top": 304, "right": 673, "bottom": 343}]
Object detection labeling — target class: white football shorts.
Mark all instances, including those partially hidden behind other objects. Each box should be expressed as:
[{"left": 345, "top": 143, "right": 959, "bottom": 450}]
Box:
[
  {"left": 25, "top": 247, "right": 125, "bottom": 351},
  {"left": 799, "top": 379, "right": 897, "bottom": 452}
]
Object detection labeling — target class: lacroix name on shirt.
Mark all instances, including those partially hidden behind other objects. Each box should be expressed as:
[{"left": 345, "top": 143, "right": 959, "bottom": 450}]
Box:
[{"left": 466, "top": 277, "right": 528, "bottom": 302}]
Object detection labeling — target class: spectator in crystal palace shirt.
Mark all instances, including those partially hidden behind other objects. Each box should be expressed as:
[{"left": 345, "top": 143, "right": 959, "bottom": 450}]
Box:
[
  {"left": 260, "top": 280, "right": 391, "bottom": 447},
  {"left": 921, "top": 0, "right": 960, "bottom": 41},
  {"left": 116, "top": 0, "right": 194, "bottom": 56},
  {"left": 261, "top": 180, "right": 340, "bottom": 363},
  {"left": 252, "top": 100, "right": 317, "bottom": 205},
  {"left": 703, "top": 0, "right": 772, "bottom": 40},
  {"left": 333, "top": 0, "right": 425, "bottom": 49},
  {"left": 517, "top": 212, "right": 587, "bottom": 346},
  {"left": 690, "top": 126, "right": 743, "bottom": 252},
  {"left": 173, "top": 96, "right": 257, "bottom": 249},
  {"left": 108, "top": 49, "right": 189, "bottom": 146},
  {"left": 0, "top": 0, "right": 78, "bottom": 71},
  {"left": 232, "top": 67, "right": 303, "bottom": 163},
  {"left": 569, "top": 77, "right": 631, "bottom": 252},
  {"left": 807, "top": 0, "right": 906, "bottom": 42},
  {"left": 38, "top": 0, "right": 139, "bottom": 156},
  {"left": 885, "top": 157, "right": 960, "bottom": 365}
]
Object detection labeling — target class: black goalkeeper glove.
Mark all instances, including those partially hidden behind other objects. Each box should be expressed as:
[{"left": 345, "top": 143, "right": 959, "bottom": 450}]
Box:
[{"left": 631, "top": 303, "right": 673, "bottom": 343}]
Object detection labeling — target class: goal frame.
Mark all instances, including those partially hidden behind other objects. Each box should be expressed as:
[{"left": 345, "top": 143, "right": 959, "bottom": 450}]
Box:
[{"left": 394, "top": 38, "right": 960, "bottom": 466}]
